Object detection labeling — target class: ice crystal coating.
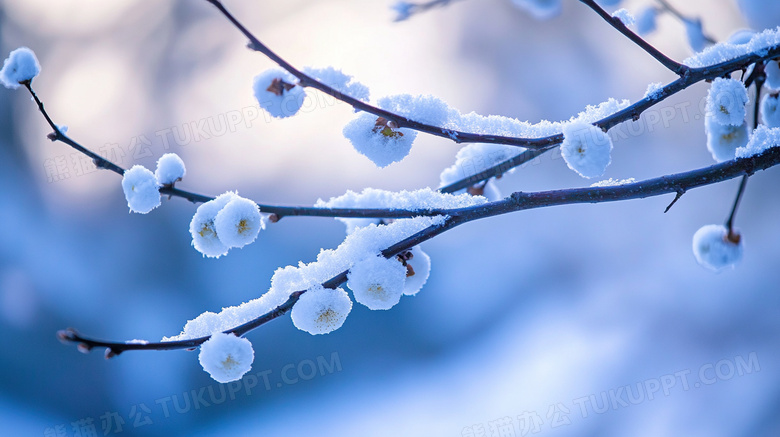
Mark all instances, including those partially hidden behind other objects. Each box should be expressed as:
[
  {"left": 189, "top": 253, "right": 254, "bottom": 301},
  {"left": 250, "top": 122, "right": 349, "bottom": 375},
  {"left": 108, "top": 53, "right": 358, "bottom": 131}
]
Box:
[
  {"left": 291, "top": 285, "right": 352, "bottom": 335},
  {"left": 252, "top": 68, "right": 306, "bottom": 118},
  {"left": 735, "top": 125, "right": 780, "bottom": 158},
  {"left": 189, "top": 192, "right": 237, "bottom": 258},
  {"left": 214, "top": 196, "right": 264, "bottom": 249},
  {"left": 198, "top": 333, "right": 254, "bottom": 383},
  {"left": 0, "top": 47, "right": 40, "bottom": 89},
  {"left": 121, "top": 165, "right": 161, "bottom": 214},
  {"left": 347, "top": 255, "right": 407, "bottom": 310},
  {"left": 761, "top": 93, "right": 780, "bottom": 127},
  {"left": 401, "top": 246, "right": 431, "bottom": 296},
  {"left": 634, "top": 7, "right": 657, "bottom": 36},
  {"left": 303, "top": 66, "right": 370, "bottom": 102},
  {"left": 510, "top": 0, "right": 562, "bottom": 20},
  {"left": 705, "top": 116, "right": 749, "bottom": 162},
  {"left": 692, "top": 225, "right": 743, "bottom": 272},
  {"left": 560, "top": 121, "right": 613, "bottom": 178},
  {"left": 154, "top": 153, "right": 186, "bottom": 185},
  {"left": 706, "top": 78, "right": 749, "bottom": 127}
]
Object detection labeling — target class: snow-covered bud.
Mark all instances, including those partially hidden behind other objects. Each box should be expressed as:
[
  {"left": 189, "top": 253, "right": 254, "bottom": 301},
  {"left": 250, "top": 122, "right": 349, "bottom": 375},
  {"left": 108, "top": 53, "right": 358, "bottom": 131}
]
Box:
[
  {"left": 154, "top": 153, "right": 186, "bottom": 185},
  {"left": 214, "top": 196, "right": 264, "bottom": 249},
  {"left": 510, "top": 0, "right": 562, "bottom": 20},
  {"left": 347, "top": 255, "right": 407, "bottom": 310},
  {"left": 634, "top": 7, "right": 657, "bottom": 36},
  {"left": 684, "top": 19, "right": 708, "bottom": 53},
  {"left": 342, "top": 112, "right": 417, "bottom": 168},
  {"left": 706, "top": 78, "right": 749, "bottom": 126},
  {"left": 0, "top": 47, "right": 40, "bottom": 89},
  {"left": 189, "top": 192, "right": 236, "bottom": 258},
  {"left": 765, "top": 61, "right": 780, "bottom": 90},
  {"left": 198, "top": 332, "right": 254, "bottom": 383},
  {"left": 560, "top": 121, "right": 613, "bottom": 179},
  {"left": 611, "top": 9, "right": 635, "bottom": 27},
  {"left": 252, "top": 68, "right": 306, "bottom": 119},
  {"left": 761, "top": 93, "right": 780, "bottom": 128},
  {"left": 291, "top": 285, "right": 352, "bottom": 335},
  {"left": 692, "top": 224, "right": 743, "bottom": 272},
  {"left": 705, "top": 116, "right": 749, "bottom": 162},
  {"left": 400, "top": 246, "right": 431, "bottom": 296},
  {"left": 121, "top": 165, "right": 161, "bottom": 214}
]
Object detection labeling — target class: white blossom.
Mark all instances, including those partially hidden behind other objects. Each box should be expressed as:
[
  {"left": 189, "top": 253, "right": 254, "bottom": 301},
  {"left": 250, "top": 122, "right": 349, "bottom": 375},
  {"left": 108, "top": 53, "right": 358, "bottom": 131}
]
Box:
[
  {"left": 198, "top": 332, "right": 254, "bottom": 383},
  {"left": 684, "top": 19, "right": 708, "bottom": 53},
  {"left": 189, "top": 192, "right": 236, "bottom": 258},
  {"left": 402, "top": 246, "right": 431, "bottom": 296},
  {"left": 765, "top": 61, "right": 780, "bottom": 90},
  {"left": 510, "top": 0, "right": 562, "bottom": 21},
  {"left": 560, "top": 121, "right": 613, "bottom": 179},
  {"left": 761, "top": 93, "right": 780, "bottom": 128},
  {"left": 705, "top": 116, "right": 749, "bottom": 162},
  {"left": 692, "top": 224, "right": 743, "bottom": 272},
  {"left": 736, "top": 125, "right": 780, "bottom": 158},
  {"left": 154, "top": 153, "right": 186, "bottom": 185},
  {"left": 252, "top": 68, "right": 306, "bottom": 119},
  {"left": 343, "top": 112, "right": 417, "bottom": 167},
  {"left": 347, "top": 255, "right": 407, "bottom": 310},
  {"left": 291, "top": 285, "right": 352, "bottom": 335},
  {"left": 706, "top": 78, "right": 748, "bottom": 126},
  {"left": 214, "top": 196, "right": 264, "bottom": 249},
  {"left": 634, "top": 7, "right": 657, "bottom": 36},
  {"left": 121, "top": 165, "right": 161, "bottom": 214},
  {"left": 0, "top": 47, "right": 40, "bottom": 89},
  {"left": 611, "top": 9, "right": 634, "bottom": 27}
]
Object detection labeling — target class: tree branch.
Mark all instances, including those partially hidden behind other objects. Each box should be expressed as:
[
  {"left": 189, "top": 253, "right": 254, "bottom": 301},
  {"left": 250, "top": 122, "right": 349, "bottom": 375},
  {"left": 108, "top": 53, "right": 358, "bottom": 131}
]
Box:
[
  {"left": 59, "top": 146, "right": 780, "bottom": 356},
  {"left": 578, "top": 0, "right": 689, "bottom": 76}
]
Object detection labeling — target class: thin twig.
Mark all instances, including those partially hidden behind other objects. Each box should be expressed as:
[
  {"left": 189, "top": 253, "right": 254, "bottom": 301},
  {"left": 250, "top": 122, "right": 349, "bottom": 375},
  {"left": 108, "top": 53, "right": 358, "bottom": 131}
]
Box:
[
  {"left": 59, "top": 146, "right": 780, "bottom": 355},
  {"left": 578, "top": 0, "right": 689, "bottom": 76}
]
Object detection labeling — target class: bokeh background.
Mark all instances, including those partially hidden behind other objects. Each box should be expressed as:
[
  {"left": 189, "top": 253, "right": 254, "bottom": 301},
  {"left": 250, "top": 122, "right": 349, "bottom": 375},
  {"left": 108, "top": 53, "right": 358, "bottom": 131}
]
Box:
[{"left": 1, "top": 0, "right": 779, "bottom": 435}]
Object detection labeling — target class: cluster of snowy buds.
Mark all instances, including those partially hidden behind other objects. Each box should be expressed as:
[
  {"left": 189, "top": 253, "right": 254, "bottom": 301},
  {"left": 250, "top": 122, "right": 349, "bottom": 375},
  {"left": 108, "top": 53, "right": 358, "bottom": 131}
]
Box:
[
  {"left": 0, "top": 47, "right": 40, "bottom": 89},
  {"left": 189, "top": 192, "right": 265, "bottom": 258},
  {"left": 121, "top": 153, "right": 186, "bottom": 214},
  {"left": 704, "top": 78, "right": 750, "bottom": 163},
  {"left": 289, "top": 246, "right": 431, "bottom": 335}
]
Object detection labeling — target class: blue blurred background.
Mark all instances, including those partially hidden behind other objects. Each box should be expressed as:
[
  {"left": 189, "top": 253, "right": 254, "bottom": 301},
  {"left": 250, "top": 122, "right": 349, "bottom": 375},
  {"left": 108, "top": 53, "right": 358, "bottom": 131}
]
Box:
[{"left": 1, "top": 0, "right": 779, "bottom": 435}]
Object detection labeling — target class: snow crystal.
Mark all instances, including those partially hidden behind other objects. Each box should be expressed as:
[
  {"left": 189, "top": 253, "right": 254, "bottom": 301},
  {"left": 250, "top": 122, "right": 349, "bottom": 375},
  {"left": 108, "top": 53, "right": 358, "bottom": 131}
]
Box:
[
  {"left": 692, "top": 224, "right": 743, "bottom": 272},
  {"left": 0, "top": 47, "right": 40, "bottom": 89},
  {"left": 612, "top": 9, "right": 635, "bottom": 27},
  {"left": 684, "top": 26, "right": 780, "bottom": 68},
  {"left": 121, "top": 165, "right": 161, "bottom": 214},
  {"left": 198, "top": 333, "right": 254, "bottom": 383},
  {"left": 706, "top": 78, "right": 748, "bottom": 126},
  {"left": 252, "top": 68, "right": 306, "bottom": 119},
  {"left": 303, "top": 66, "right": 370, "bottom": 102},
  {"left": 634, "top": 7, "right": 657, "bottom": 36},
  {"left": 705, "top": 117, "right": 749, "bottom": 162},
  {"left": 685, "top": 20, "right": 709, "bottom": 53},
  {"left": 728, "top": 29, "right": 756, "bottom": 46},
  {"left": 402, "top": 246, "right": 431, "bottom": 296},
  {"left": 765, "top": 61, "right": 780, "bottom": 90},
  {"left": 644, "top": 82, "right": 664, "bottom": 99},
  {"left": 189, "top": 192, "right": 236, "bottom": 258},
  {"left": 510, "top": 0, "right": 562, "bottom": 20},
  {"left": 214, "top": 196, "right": 264, "bottom": 249},
  {"left": 347, "top": 255, "right": 407, "bottom": 310},
  {"left": 560, "top": 121, "right": 613, "bottom": 179},
  {"left": 343, "top": 111, "right": 417, "bottom": 167},
  {"left": 317, "top": 187, "right": 485, "bottom": 234},
  {"left": 736, "top": 125, "right": 780, "bottom": 158},
  {"left": 590, "top": 177, "right": 636, "bottom": 187},
  {"left": 291, "top": 285, "right": 352, "bottom": 335},
  {"left": 761, "top": 93, "right": 780, "bottom": 127},
  {"left": 154, "top": 153, "right": 186, "bottom": 185}
]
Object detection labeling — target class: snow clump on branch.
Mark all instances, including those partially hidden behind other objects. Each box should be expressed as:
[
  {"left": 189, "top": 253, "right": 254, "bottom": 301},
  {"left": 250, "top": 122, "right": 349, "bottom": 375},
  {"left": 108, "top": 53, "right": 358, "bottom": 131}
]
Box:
[
  {"left": 121, "top": 165, "right": 161, "bottom": 214},
  {"left": 253, "top": 67, "right": 306, "bottom": 118},
  {"left": 560, "top": 121, "right": 613, "bottom": 178},
  {"left": 291, "top": 285, "right": 352, "bottom": 335},
  {"left": 198, "top": 333, "right": 254, "bottom": 383},
  {"left": 0, "top": 47, "right": 40, "bottom": 89}
]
